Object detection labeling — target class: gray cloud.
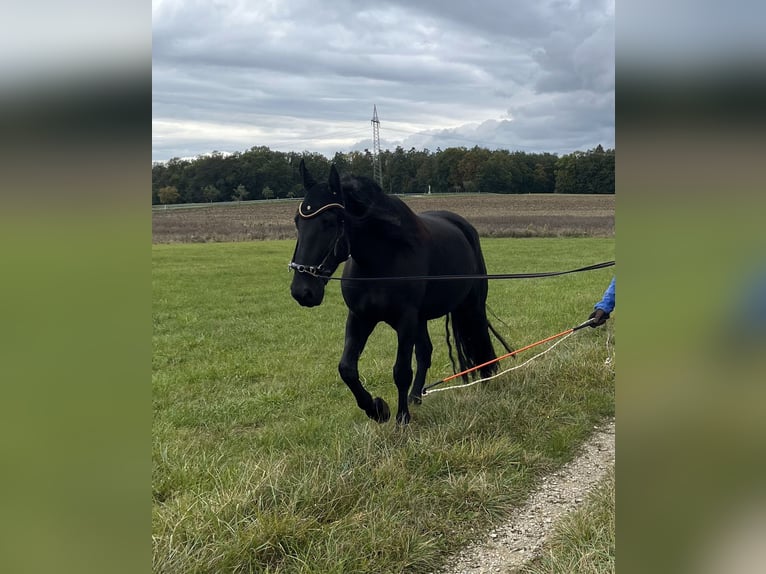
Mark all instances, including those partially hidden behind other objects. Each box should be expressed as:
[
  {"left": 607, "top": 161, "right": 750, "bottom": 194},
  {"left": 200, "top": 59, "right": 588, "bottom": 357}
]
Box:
[{"left": 152, "top": 0, "right": 614, "bottom": 161}]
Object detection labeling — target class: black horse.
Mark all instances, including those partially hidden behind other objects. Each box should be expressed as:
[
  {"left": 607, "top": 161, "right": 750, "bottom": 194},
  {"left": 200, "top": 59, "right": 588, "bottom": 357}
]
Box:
[{"left": 290, "top": 160, "right": 510, "bottom": 424}]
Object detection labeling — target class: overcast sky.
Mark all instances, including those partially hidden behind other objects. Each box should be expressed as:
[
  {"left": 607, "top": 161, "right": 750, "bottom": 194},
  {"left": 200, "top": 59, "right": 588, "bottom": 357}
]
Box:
[{"left": 152, "top": 0, "right": 614, "bottom": 162}]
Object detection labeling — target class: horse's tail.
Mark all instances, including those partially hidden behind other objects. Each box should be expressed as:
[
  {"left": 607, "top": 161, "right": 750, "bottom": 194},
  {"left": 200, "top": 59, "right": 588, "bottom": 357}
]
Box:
[
  {"left": 448, "top": 294, "right": 505, "bottom": 381},
  {"left": 443, "top": 215, "right": 513, "bottom": 381}
]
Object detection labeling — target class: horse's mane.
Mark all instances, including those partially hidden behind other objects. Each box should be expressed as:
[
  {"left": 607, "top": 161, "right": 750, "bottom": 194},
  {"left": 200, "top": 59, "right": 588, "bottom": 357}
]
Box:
[{"left": 341, "top": 174, "right": 427, "bottom": 247}]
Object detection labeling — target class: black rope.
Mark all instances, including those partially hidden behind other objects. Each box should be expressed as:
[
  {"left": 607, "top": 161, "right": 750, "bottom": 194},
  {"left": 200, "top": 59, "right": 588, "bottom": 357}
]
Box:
[{"left": 318, "top": 260, "right": 614, "bottom": 282}]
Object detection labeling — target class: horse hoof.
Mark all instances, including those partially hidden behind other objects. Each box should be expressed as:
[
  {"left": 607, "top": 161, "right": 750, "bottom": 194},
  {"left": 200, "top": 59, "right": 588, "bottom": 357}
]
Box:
[
  {"left": 408, "top": 394, "right": 422, "bottom": 405},
  {"left": 396, "top": 411, "right": 411, "bottom": 425},
  {"left": 368, "top": 397, "right": 390, "bottom": 423}
]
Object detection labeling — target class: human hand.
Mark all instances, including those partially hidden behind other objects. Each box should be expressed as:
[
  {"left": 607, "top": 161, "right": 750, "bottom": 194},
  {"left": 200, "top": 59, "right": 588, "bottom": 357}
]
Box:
[{"left": 588, "top": 308, "right": 610, "bottom": 327}]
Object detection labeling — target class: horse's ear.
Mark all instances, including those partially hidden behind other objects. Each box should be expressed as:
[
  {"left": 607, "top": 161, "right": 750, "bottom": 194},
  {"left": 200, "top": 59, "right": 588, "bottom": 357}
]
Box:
[
  {"left": 299, "top": 159, "right": 316, "bottom": 189},
  {"left": 329, "top": 164, "right": 341, "bottom": 196}
]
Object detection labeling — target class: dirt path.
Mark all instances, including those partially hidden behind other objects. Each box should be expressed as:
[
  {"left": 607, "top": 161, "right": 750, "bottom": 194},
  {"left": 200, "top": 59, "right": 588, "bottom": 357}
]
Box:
[{"left": 437, "top": 419, "right": 615, "bottom": 574}]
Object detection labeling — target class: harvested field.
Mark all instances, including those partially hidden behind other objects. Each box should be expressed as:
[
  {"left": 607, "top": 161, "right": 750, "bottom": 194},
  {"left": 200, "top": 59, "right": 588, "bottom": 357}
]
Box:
[{"left": 152, "top": 193, "right": 614, "bottom": 243}]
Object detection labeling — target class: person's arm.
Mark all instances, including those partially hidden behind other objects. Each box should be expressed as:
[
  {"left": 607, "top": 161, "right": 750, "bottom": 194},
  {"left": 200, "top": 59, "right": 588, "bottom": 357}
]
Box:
[
  {"left": 595, "top": 277, "right": 615, "bottom": 313},
  {"left": 589, "top": 277, "right": 615, "bottom": 326}
]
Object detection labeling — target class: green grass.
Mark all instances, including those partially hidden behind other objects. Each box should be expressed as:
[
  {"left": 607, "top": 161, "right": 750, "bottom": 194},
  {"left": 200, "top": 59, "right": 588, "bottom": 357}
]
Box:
[
  {"left": 152, "top": 238, "right": 615, "bottom": 573},
  {"left": 521, "top": 469, "right": 615, "bottom": 574}
]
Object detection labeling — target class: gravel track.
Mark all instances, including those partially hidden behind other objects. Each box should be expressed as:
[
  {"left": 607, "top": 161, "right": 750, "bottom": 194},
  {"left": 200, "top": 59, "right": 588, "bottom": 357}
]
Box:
[{"left": 436, "top": 419, "right": 615, "bottom": 574}]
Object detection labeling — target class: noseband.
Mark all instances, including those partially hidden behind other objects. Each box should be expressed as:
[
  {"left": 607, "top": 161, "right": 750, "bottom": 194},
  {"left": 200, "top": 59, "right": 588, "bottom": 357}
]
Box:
[{"left": 288, "top": 202, "right": 347, "bottom": 278}]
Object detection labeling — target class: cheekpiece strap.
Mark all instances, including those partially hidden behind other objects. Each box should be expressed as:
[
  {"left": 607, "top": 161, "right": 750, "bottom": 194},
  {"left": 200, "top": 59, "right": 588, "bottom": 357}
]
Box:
[{"left": 298, "top": 202, "right": 344, "bottom": 218}]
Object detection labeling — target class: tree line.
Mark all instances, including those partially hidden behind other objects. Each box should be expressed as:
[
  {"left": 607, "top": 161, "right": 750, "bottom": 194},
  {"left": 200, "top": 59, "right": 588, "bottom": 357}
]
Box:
[{"left": 152, "top": 145, "right": 614, "bottom": 205}]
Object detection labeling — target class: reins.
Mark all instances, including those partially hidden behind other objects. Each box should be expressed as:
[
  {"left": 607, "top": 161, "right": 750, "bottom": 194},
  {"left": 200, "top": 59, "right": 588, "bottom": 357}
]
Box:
[{"left": 289, "top": 260, "right": 615, "bottom": 281}]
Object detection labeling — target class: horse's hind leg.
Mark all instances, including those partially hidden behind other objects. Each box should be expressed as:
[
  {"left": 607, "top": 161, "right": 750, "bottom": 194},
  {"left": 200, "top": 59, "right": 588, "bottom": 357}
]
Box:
[
  {"left": 409, "top": 322, "right": 432, "bottom": 405},
  {"left": 338, "top": 312, "right": 390, "bottom": 423},
  {"left": 392, "top": 312, "right": 420, "bottom": 424}
]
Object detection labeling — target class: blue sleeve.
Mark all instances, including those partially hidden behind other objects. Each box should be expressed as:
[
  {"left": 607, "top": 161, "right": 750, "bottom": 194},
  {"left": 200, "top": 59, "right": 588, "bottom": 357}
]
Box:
[{"left": 594, "top": 277, "right": 615, "bottom": 313}]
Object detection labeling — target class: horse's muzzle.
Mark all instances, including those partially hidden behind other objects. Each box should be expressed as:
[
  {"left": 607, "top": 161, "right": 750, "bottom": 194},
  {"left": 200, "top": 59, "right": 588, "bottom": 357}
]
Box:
[{"left": 291, "top": 278, "right": 326, "bottom": 307}]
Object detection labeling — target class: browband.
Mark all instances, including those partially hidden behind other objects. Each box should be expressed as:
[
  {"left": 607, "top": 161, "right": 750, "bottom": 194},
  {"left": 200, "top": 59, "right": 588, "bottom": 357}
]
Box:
[{"left": 298, "top": 202, "right": 344, "bottom": 218}]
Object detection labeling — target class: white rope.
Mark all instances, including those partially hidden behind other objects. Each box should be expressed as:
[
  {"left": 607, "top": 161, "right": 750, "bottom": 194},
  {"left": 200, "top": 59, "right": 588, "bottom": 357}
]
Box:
[
  {"left": 424, "top": 331, "right": 575, "bottom": 395},
  {"left": 604, "top": 327, "right": 614, "bottom": 370}
]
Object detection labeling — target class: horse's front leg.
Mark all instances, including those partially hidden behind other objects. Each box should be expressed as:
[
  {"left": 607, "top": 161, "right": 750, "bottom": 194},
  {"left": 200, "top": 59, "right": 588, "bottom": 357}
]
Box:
[
  {"left": 338, "top": 312, "right": 390, "bottom": 423},
  {"left": 393, "top": 312, "right": 419, "bottom": 424}
]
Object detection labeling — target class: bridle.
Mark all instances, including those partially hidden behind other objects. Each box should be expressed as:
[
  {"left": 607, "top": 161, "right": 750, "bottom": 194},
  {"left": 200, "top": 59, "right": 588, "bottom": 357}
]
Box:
[{"left": 288, "top": 202, "right": 347, "bottom": 279}]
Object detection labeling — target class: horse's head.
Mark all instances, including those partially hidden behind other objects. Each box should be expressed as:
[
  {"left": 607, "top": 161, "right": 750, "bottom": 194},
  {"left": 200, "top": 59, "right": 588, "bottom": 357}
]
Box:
[{"left": 289, "top": 161, "right": 349, "bottom": 307}]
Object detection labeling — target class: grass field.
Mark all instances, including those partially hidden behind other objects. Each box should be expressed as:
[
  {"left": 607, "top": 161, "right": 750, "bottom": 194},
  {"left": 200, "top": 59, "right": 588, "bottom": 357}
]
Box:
[
  {"left": 152, "top": 193, "right": 614, "bottom": 243},
  {"left": 152, "top": 235, "right": 615, "bottom": 573}
]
